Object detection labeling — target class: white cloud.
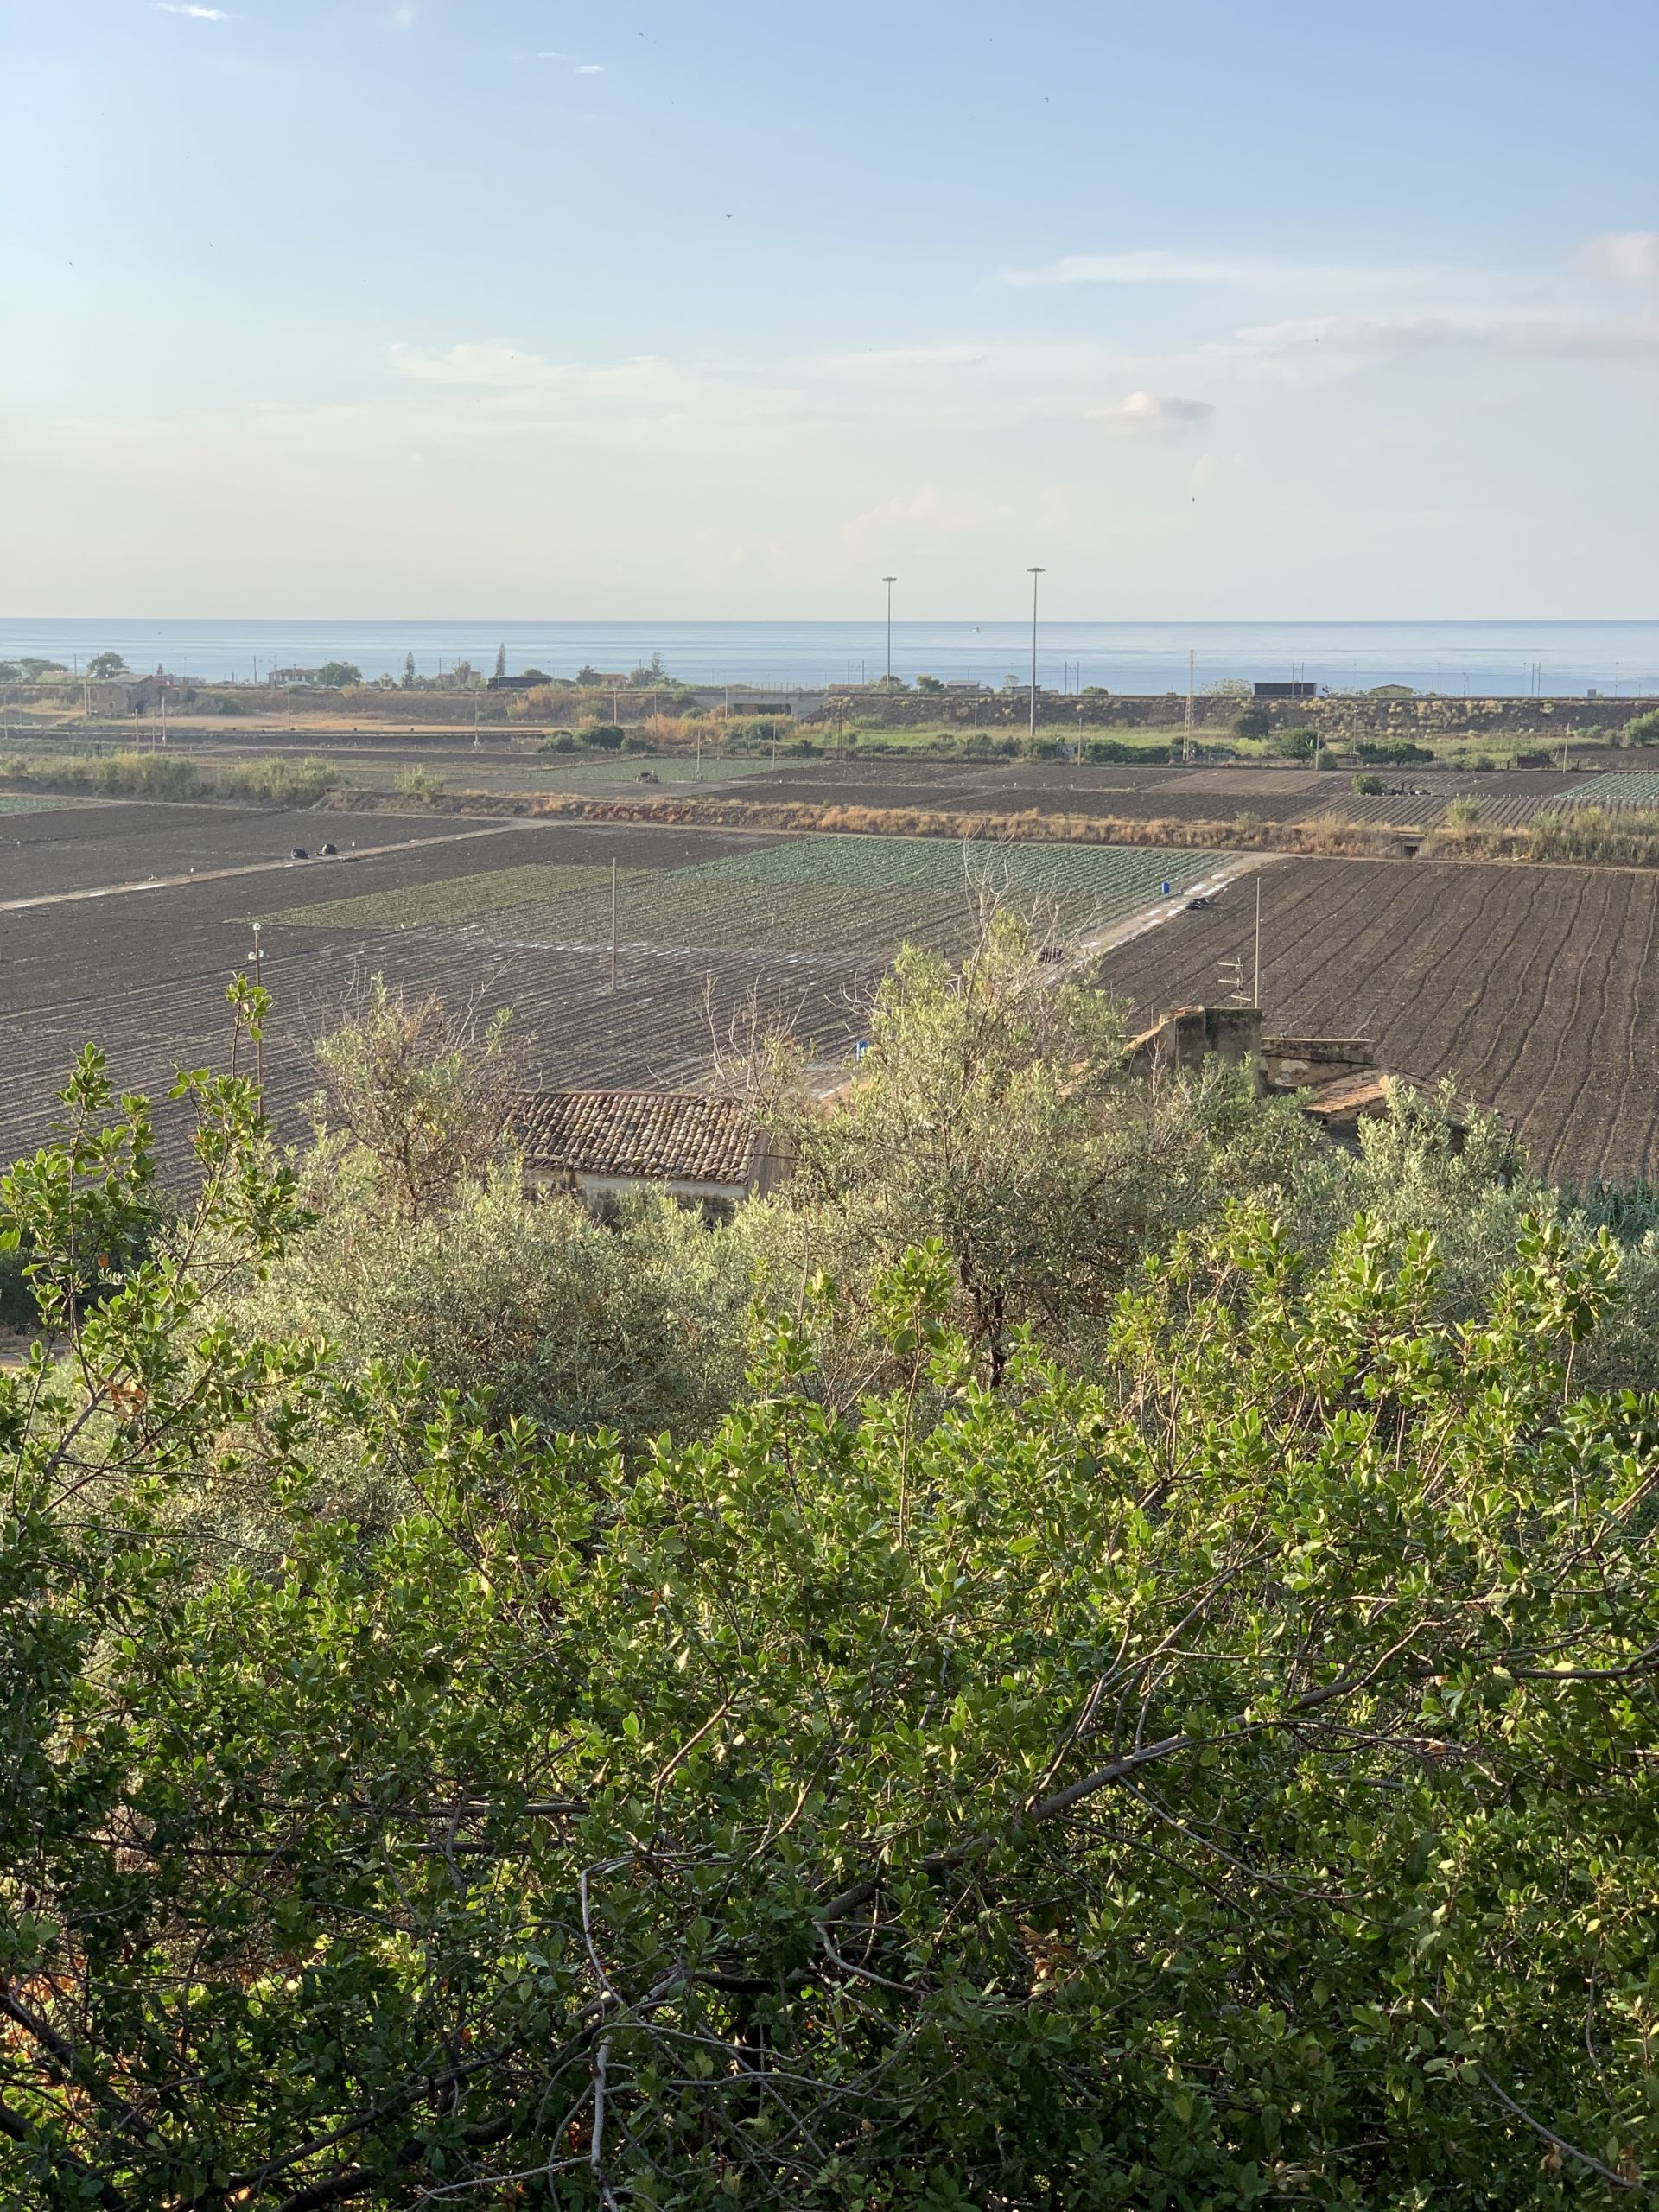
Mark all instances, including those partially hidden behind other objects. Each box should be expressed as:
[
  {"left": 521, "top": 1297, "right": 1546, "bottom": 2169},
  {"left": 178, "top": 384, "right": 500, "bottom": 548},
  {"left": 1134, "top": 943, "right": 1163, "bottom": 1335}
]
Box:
[
  {"left": 536, "top": 50, "right": 569, "bottom": 60},
  {"left": 1087, "top": 390, "right": 1215, "bottom": 432},
  {"left": 151, "top": 3, "right": 232, "bottom": 16},
  {"left": 575, "top": 63, "right": 605, "bottom": 74},
  {"left": 1236, "top": 310, "right": 1659, "bottom": 364},
  {"left": 1001, "top": 249, "right": 1440, "bottom": 291},
  {"left": 1574, "top": 231, "right": 1659, "bottom": 285}
]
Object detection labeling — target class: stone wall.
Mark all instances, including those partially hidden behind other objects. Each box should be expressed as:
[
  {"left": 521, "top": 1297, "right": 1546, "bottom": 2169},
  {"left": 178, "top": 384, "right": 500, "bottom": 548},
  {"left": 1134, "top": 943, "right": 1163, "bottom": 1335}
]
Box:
[{"left": 805, "top": 690, "right": 1658, "bottom": 740}]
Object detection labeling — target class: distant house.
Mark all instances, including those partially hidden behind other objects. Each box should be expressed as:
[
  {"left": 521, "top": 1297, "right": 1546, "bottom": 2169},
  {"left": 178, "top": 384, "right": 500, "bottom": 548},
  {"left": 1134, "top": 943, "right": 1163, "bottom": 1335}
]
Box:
[
  {"left": 1253, "top": 681, "right": 1320, "bottom": 701},
  {"left": 270, "top": 666, "right": 324, "bottom": 686},
  {"left": 513, "top": 1089, "right": 787, "bottom": 1217},
  {"left": 92, "top": 671, "right": 194, "bottom": 715},
  {"left": 1123, "top": 1006, "right": 1472, "bottom": 1151}
]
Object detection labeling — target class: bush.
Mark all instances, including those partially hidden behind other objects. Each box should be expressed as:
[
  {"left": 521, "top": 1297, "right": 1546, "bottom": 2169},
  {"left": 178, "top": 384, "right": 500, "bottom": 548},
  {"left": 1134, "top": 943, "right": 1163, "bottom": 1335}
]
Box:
[
  {"left": 220, "top": 754, "right": 338, "bottom": 805},
  {"left": 12, "top": 1056, "right": 1659, "bottom": 2209},
  {"left": 539, "top": 731, "right": 578, "bottom": 753},
  {"left": 1273, "top": 724, "right": 1319, "bottom": 760},
  {"left": 0, "top": 749, "right": 339, "bottom": 807},
  {"left": 1352, "top": 772, "right": 1386, "bottom": 795},
  {"left": 394, "top": 766, "right": 444, "bottom": 805},
  {"left": 1625, "top": 708, "right": 1659, "bottom": 746},
  {"left": 1355, "top": 739, "right": 1434, "bottom": 765},
  {"left": 1232, "top": 706, "right": 1272, "bottom": 740},
  {"left": 580, "top": 722, "right": 625, "bottom": 750}
]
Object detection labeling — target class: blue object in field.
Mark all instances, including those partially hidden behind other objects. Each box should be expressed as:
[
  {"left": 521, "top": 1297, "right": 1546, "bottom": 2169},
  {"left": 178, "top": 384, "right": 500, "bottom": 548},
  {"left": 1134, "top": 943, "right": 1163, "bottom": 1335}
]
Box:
[{"left": 1160, "top": 880, "right": 1171, "bottom": 895}]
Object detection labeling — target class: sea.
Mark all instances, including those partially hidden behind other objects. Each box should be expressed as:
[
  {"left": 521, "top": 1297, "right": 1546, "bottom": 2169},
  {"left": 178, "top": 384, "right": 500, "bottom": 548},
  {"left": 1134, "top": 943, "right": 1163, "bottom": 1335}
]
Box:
[{"left": 2, "top": 619, "right": 1656, "bottom": 699}]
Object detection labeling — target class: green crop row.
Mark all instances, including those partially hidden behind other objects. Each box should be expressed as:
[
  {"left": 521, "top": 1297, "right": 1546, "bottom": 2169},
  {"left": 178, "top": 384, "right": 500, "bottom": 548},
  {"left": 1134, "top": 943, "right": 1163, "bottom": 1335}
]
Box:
[
  {"left": 279, "top": 836, "right": 1213, "bottom": 960},
  {"left": 278, "top": 862, "right": 629, "bottom": 932}
]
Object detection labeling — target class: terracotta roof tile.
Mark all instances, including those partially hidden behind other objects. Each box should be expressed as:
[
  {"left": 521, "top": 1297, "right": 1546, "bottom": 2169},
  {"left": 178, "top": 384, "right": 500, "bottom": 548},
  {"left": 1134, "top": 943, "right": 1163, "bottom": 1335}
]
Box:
[{"left": 512, "top": 1090, "right": 763, "bottom": 1187}]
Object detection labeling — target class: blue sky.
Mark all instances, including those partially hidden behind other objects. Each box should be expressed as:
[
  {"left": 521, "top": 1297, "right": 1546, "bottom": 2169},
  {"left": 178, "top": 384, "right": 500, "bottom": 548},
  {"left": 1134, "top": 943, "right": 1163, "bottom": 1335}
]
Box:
[{"left": 3, "top": 0, "right": 1656, "bottom": 617}]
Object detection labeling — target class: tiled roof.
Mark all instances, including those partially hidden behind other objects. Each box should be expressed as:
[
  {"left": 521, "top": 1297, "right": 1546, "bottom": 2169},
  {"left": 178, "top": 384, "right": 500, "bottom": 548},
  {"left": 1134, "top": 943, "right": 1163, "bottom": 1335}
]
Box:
[
  {"left": 512, "top": 1089, "right": 764, "bottom": 1187},
  {"left": 1302, "top": 1072, "right": 1396, "bottom": 1121}
]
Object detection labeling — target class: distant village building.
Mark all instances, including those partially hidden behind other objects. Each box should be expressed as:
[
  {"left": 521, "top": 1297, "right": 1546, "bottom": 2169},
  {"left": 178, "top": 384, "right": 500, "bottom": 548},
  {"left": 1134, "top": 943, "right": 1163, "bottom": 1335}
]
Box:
[
  {"left": 1253, "top": 681, "right": 1320, "bottom": 701},
  {"left": 512, "top": 1090, "right": 786, "bottom": 1217},
  {"left": 90, "top": 671, "right": 194, "bottom": 715},
  {"left": 270, "top": 666, "right": 324, "bottom": 686}
]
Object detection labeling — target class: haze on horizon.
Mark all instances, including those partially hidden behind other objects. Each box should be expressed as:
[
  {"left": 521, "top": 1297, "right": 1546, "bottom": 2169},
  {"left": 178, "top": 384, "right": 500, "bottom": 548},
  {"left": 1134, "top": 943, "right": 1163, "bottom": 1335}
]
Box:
[{"left": 2, "top": 0, "right": 1655, "bottom": 624}]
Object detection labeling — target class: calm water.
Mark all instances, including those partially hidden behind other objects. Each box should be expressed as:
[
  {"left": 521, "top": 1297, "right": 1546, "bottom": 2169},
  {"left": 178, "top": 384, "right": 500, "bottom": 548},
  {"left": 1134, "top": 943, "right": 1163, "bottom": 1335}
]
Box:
[{"left": 3, "top": 619, "right": 1656, "bottom": 697}]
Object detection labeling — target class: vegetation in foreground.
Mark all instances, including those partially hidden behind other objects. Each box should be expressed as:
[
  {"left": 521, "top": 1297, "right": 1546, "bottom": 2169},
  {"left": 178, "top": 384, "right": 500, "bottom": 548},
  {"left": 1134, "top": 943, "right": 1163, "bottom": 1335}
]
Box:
[{"left": 5, "top": 934, "right": 1659, "bottom": 2208}]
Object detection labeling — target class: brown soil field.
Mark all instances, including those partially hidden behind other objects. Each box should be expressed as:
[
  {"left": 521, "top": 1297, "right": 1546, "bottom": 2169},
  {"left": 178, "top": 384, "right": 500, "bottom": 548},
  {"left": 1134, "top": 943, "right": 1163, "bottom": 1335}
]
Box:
[
  {"left": 0, "top": 816, "right": 813, "bottom": 1173},
  {"left": 0, "top": 801, "right": 502, "bottom": 904},
  {"left": 1096, "top": 856, "right": 1659, "bottom": 1184}
]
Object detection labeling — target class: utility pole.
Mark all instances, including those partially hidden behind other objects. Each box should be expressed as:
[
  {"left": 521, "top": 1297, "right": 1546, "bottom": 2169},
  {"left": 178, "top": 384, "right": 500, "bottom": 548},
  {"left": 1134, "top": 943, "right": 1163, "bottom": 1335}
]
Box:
[
  {"left": 609, "top": 858, "right": 618, "bottom": 993},
  {"left": 1027, "top": 568, "right": 1045, "bottom": 743},
  {"left": 882, "top": 576, "right": 897, "bottom": 688},
  {"left": 250, "top": 921, "right": 265, "bottom": 1102}
]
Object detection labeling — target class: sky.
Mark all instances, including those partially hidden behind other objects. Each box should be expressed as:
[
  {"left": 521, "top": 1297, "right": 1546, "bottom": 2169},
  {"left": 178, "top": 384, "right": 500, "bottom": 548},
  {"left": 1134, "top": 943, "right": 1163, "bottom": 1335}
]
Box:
[{"left": 2, "top": 0, "right": 1656, "bottom": 620}]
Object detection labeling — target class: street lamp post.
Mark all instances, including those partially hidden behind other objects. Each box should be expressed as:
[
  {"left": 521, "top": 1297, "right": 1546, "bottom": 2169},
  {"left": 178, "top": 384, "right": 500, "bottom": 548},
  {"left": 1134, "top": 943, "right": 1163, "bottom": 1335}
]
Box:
[
  {"left": 1027, "top": 567, "right": 1045, "bottom": 741},
  {"left": 882, "top": 576, "right": 897, "bottom": 689}
]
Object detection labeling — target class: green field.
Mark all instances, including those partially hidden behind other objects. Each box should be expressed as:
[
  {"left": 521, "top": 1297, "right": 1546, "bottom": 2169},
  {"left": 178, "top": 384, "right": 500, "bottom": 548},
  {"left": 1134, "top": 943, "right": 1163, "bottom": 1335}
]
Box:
[
  {"left": 0, "top": 793, "right": 78, "bottom": 815},
  {"left": 283, "top": 836, "right": 1216, "bottom": 959},
  {"left": 1548, "top": 772, "right": 1659, "bottom": 809}
]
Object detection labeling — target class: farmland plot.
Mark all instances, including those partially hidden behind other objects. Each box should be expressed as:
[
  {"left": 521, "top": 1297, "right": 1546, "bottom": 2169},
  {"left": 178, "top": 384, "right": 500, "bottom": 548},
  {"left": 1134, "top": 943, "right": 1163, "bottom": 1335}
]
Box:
[
  {"left": 0, "top": 802, "right": 497, "bottom": 903},
  {"left": 279, "top": 836, "right": 1217, "bottom": 963},
  {"left": 1098, "top": 856, "right": 1659, "bottom": 1183},
  {"left": 1548, "top": 772, "right": 1659, "bottom": 810}
]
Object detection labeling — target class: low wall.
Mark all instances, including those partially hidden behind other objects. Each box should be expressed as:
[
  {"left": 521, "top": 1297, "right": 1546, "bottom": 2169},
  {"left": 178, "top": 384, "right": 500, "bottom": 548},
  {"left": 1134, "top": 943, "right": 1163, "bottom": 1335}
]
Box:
[
  {"left": 1262, "top": 1037, "right": 1376, "bottom": 1090},
  {"left": 806, "top": 692, "right": 1658, "bottom": 740},
  {"left": 1124, "top": 1005, "right": 1264, "bottom": 1080}
]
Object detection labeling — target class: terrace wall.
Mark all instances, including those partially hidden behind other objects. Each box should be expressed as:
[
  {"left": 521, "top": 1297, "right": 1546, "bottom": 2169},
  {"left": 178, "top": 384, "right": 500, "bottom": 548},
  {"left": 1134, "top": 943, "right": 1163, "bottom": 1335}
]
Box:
[{"left": 804, "top": 692, "right": 1659, "bottom": 739}]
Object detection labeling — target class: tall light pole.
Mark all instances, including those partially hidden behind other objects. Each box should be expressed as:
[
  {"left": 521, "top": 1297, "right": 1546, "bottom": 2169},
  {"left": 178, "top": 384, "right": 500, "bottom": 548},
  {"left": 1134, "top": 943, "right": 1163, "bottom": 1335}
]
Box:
[
  {"left": 882, "top": 576, "right": 897, "bottom": 689},
  {"left": 1027, "top": 567, "right": 1045, "bottom": 741}
]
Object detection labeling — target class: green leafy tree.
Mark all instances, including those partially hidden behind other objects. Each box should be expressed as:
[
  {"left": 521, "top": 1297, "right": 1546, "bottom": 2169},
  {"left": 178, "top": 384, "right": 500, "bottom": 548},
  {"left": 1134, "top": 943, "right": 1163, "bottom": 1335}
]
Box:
[
  {"left": 87, "top": 652, "right": 129, "bottom": 680},
  {"left": 760, "top": 912, "right": 1308, "bottom": 1383},
  {"left": 581, "top": 721, "right": 625, "bottom": 750},
  {"left": 1624, "top": 708, "right": 1659, "bottom": 746},
  {"left": 1273, "top": 722, "right": 1319, "bottom": 759},
  {"left": 310, "top": 977, "right": 514, "bottom": 1224},
  {"left": 7, "top": 1051, "right": 1659, "bottom": 2208},
  {"left": 313, "top": 660, "right": 362, "bottom": 688}
]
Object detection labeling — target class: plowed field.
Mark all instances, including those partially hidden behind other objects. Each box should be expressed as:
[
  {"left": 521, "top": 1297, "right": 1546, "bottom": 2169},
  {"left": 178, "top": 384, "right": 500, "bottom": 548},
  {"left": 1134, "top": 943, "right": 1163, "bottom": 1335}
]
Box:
[
  {"left": 0, "top": 814, "right": 1205, "bottom": 1176},
  {"left": 1097, "top": 857, "right": 1659, "bottom": 1183}
]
